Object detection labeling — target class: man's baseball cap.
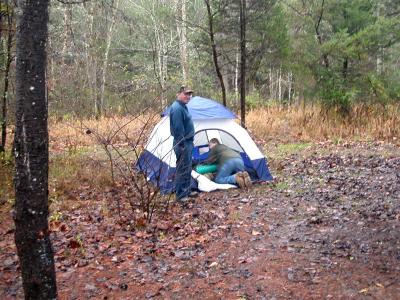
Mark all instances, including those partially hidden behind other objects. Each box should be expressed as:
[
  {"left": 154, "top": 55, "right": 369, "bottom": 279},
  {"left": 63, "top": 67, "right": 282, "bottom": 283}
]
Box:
[{"left": 179, "top": 86, "right": 193, "bottom": 94}]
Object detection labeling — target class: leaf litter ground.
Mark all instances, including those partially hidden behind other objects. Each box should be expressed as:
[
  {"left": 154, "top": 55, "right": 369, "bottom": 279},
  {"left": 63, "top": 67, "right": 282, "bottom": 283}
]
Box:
[{"left": 1, "top": 141, "right": 399, "bottom": 299}]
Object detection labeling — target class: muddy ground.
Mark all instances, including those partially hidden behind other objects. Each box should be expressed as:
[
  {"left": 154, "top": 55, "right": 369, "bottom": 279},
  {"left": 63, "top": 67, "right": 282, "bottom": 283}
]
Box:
[{"left": 1, "top": 141, "right": 399, "bottom": 299}]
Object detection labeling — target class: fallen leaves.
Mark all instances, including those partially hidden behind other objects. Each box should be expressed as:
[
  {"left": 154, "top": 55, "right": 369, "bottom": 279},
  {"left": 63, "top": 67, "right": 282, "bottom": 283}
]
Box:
[
  {"left": 49, "top": 220, "right": 69, "bottom": 232},
  {"left": 2, "top": 141, "right": 400, "bottom": 299},
  {"left": 68, "top": 239, "right": 81, "bottom": 249}
]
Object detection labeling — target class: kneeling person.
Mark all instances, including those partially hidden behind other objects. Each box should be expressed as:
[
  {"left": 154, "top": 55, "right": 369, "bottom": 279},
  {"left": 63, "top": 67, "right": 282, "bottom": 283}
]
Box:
[{"left": 206, "top": 138, "right": 252, "bottom": 188}]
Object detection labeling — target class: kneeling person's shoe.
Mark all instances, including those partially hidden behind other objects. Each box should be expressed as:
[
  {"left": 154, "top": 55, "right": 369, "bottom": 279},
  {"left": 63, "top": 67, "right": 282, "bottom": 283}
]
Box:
[
  {"left": 235, "top": 172, "right": 246, "bottom": 188},
  {"left": 242, "top": 171, "right": 252, "bottom": 187}
]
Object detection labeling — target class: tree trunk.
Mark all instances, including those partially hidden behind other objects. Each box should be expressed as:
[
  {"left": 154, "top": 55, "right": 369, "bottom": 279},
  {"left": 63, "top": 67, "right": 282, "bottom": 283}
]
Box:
[
  {"left": 315, "top": 0, "right": 329, "bottom": 68},
  {"left": 1, "top": 0, "right": 14, "bottom": 152},
  {"left": 14, "top": 0, "right": 57, "bottom": 298},
  {"left": 150, "top": 27, "right": 166, "bottom": 109},
  {"left": 82, "top": 2, "right": 97, "bottom": 117},
  {"left": 159, "top": 31, "right": 168, "bottom": 107},
  {"left": 239, "top": 0, "right": 246, "bottom": 128},
  {"left": 268, "top": 67, "right": 273, "bottom": 99},
  {"left": 288, "top": 71, "right": 293, "bottom": 105},
  {"left": 98, "top": 0, "right": 120, "bottom": 118},
  {"left": 151, "top": 17, "right": 168, "bottom": 108},
  {"left": 234, "top": 45, "right": 239, "bottom": 103},
  {"left": 61, "top": 5, "right": 72, "bottom": 65},
  {"left": 204, "top": 0, "right": 227, "bottom": 106},
  {"left": 375, "top": 2, "right": 383, "bottom": 75},
  {"left": 278, "top": 66, "right": 282, "bottom": 103},
  {"left": 376, "top": 49, "right": 383, "bottom": 75},
  {"left": 342, "top": 57, "right": 348, "bottom": 79},
  {"left": 177, "top": 0, "right": 189, "bottom": 83}
]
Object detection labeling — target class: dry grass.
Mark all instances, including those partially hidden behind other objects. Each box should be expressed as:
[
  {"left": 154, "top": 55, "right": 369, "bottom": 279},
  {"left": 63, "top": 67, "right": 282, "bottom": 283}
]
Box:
[
  {"left": 47, "top": 113, "right": 162, "bottom": 211},
  {"left": 3, "top": 103, "right": 397, "bottom": 152},
  {"left": 247, "top": 103, "right": 400, "bottom": 144},
  {"left": 49, "top": 113, "right": 160, "bottom": 151}
]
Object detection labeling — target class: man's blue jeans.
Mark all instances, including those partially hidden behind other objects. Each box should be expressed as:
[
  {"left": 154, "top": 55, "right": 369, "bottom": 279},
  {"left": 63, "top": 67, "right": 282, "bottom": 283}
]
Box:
[
  {"left": 174, "top": 142, "right": 193, "bottom": 199},
  {"left": 215, "top": 157, "right": 244, "bottom": 185}
]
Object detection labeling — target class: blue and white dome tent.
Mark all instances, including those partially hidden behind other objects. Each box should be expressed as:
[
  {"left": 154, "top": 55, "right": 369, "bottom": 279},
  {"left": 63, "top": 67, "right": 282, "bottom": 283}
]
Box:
[{"left": 137, "top": 96, "right": 273, "bottom": 193}]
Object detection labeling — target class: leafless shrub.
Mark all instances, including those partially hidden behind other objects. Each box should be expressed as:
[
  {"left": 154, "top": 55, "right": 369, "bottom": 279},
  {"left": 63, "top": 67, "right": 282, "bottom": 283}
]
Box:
[{"left": 79, "top": 108, "right": 171, "bottom": 224}]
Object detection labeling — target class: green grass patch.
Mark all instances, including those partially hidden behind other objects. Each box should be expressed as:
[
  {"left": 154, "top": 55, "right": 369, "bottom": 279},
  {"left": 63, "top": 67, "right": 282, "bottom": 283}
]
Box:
[
  {"left": 276, "top": 142, "right": 312, "bottom": 156},
  {"left": 265, "top": 142, "right": 313, "bottom": 167},
  {"left": 274, "top": 181, "right": 289, "bottom": 190}
]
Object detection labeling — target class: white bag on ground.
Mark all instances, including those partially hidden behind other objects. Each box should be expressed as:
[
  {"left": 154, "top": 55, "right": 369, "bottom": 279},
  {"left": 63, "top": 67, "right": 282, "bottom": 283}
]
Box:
[{"left": 191, "top": 170, "right": 237, "bottom": 192}]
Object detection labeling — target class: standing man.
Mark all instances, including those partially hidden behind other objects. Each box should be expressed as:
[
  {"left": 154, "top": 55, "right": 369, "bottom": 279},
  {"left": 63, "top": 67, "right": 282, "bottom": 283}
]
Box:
[{"left": 170, "top": 86, "right": 198, "bottom": 204}]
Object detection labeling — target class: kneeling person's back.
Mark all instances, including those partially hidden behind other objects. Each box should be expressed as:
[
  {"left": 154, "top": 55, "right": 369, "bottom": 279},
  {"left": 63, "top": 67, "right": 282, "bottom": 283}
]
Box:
[{"left": 208, "top": 143, "right": 241, "bottom": 167}]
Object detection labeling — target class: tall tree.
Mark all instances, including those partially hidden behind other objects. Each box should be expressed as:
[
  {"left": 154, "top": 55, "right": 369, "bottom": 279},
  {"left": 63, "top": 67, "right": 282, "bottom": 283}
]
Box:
[
  {"left": 204, "top": 0, "right": 227, "bottom": 106},
  {"left": 199, "top": 0, "right": 288, "bottom": 106},
  {"left": 177, "top": 0, "right": 189, "bottom": 83},
  {"left": 14, "top": 0, "right": 57, "bottom": 298},
  {"left": 239, "top": 0, "right": 246, "bottom": 127},
  {"left": 98, "top": 0, "right": 120, "bottom": 118}
]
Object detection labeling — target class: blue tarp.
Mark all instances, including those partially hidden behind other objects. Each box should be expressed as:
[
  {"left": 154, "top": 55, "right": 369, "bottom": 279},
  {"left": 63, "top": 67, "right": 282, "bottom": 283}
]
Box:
[{"left": 162, "top": 96, "right": 237, "bottom": 120}]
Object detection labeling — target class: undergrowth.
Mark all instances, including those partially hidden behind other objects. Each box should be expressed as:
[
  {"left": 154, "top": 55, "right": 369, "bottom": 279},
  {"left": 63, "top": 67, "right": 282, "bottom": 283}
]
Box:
[
  {"left": 1, "top": 103, "right": 399, "bottom": 222},
  {"left": 247, "top": 102, "right": 399, "bottom": 144}
]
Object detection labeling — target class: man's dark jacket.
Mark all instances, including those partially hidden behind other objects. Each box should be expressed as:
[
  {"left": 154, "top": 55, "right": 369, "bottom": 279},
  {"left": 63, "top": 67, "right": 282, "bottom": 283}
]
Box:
[{"left": 169, "top": 100, "right": 194, "bottom": 147}]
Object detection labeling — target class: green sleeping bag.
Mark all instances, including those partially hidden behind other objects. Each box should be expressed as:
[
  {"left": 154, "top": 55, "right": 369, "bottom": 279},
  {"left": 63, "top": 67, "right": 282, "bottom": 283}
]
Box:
[{"left": 195, "top": 164, "right": 217, "bottom": 174}]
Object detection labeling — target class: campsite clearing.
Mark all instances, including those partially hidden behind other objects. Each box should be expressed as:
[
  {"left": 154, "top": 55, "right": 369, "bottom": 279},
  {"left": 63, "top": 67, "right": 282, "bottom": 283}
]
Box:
[{"left": 1, "top": 141, "right": 399, "bottom": 299}]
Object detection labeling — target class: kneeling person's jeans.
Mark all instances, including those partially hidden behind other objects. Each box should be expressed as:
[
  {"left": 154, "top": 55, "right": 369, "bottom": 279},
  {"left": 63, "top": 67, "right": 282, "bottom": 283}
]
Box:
[
  {"left": 174, "top": 142, "right": 194, "bottom": 199},
  {"left": 215, "top": 157, "right": 244, "bottom": 185}
]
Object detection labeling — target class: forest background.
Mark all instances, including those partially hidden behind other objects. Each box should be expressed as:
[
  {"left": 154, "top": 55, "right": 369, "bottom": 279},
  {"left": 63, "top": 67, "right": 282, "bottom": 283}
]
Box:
[{"left": 1, "top": 0, "right": 399, "bottom": 130}]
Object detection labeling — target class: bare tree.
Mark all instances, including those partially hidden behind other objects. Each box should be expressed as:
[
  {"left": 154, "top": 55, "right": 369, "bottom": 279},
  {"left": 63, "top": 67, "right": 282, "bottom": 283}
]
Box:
[
  {"left": 98, "top": 0, "right": 120, "bottom": 117},
  {"left": 204, "top": 0, "right": 227, "bottom": 106},
  {"left": 239, "top": 0, "right": 246, "bottom": 127},
  {"left": 13, "top": 0, "right": 57, "bottom": 298},
  {"left": 177, "top": 0, "right": 189, "bottom": 83}
]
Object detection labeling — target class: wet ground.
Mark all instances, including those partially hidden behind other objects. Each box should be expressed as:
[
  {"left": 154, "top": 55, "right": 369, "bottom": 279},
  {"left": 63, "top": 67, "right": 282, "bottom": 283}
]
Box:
[{"left": 1, "top": 141, "right": 399, "bottom": 299}]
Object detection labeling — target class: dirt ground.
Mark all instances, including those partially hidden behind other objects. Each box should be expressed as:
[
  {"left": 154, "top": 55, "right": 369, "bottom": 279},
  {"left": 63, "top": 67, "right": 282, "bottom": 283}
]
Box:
[{"left": 1, "top": 141, "right": 399, "bottom": 299}]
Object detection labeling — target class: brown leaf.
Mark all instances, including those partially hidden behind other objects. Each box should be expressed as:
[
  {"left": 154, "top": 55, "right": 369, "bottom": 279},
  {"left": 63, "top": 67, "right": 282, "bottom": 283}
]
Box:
[
  {"left": 196, "top": 235, "right": 207, "bottom": 243},
  {"left": 156, "top": 221, "right": 172, "bottom": 231},
  {"left": 68, "top": 240, "right": 81, "bottom": 249},
  {"left": 135, "top": 231, "right": 150, "bottom": 238},
  {"left": 135, "top": 217, "right": 147, "bottom": 228}
]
